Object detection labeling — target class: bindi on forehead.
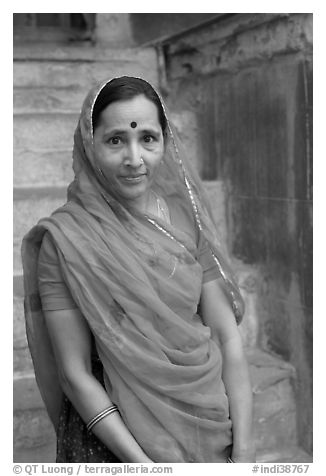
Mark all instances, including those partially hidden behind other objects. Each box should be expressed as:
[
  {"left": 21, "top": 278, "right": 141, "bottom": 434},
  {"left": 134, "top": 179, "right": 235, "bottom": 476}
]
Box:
[{"left": 130, "top": 121, "right": 137, "bottom": 128}]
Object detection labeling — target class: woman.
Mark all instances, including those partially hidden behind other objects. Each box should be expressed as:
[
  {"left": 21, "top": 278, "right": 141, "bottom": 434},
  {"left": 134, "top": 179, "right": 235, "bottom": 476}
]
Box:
[{"left": 21, "top": 76, "right": 255, "bottom": 463}]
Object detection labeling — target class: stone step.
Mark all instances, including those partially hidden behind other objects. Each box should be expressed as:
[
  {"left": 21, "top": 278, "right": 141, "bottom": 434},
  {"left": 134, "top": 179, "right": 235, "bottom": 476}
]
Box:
[
  {"left": 14, "top": 373, "right": 45, "bottom": 412},
  {"left": 13, "top": 375, "right": 56, "bottom": 460},
  {"left": 14, "top": 86, "right": 85, "bottom": 114},
  {"left": 14, "top": 408, "right": 55, "bottom": 456},
  {"left": 14, "top": 441, "right": 56, "bottom": 464},
  {"left": 14, "top": 60, "right": 158, "bottom": 90},
  {"left": 14, "top": 112, "right": 77, "bottom": 151},
  {"left": 14, "top": 26, "right": 72, "bottom": 45},
  {"left": 13, "top": 275, "right": 34, "bottom": 375},
  {"left": 14, "top": 409, "right": 55, "bottom": 455},
  {"left": 248, "top": 348, "right": 297, "bottom": 452},
  {"left": 247, "top": 348, "right": 296, "bottom": 394},
  {"left": 14, "top": 149, "right": 74, "bottom": 188},
  {"left": 14, "top": 345, "right": 34, "bottom": 376},
  {"left": 257, "top": 447, "right": 312, "bottom": 463},
  {"left": 13, "top": 187, "right": 67, "bottom": 274},
  {"left": 254, "top": 377, "right": 297, "bottom": 451},
  {"left": 13, "top": 377, "right": 55, "bottom": 463},
  {"left": 235, "top": 264, "right": 261, "bottom": 349},
  {"left": 14, "top": 44, "right": 156, "bottom": 63},
  {"left": 14, "top": 48, "right": 159, "bottom": 89}
]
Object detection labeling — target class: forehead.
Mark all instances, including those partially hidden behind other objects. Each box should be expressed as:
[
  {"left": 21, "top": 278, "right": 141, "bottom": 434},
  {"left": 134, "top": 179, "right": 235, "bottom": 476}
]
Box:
[{"left": 97, "top": 95, "right": 160, "bottom": 129}]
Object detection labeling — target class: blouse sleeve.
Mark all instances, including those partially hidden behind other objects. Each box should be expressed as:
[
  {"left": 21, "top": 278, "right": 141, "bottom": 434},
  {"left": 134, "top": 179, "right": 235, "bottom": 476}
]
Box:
[
  {"left": 197, "top": 234, "right": 222, "bottom": 284},
  {"left": 38, "top": 232, "right": 77, "bottom": 311}
]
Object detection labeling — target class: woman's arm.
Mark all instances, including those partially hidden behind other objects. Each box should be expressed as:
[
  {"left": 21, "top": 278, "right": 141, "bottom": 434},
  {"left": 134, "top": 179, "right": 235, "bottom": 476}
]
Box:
[
  {"left": 44, "top": 308, "right": 153, "bottom": 463},
  {"left": 200, "top": 279, "right": 255, "bottom": 462}
]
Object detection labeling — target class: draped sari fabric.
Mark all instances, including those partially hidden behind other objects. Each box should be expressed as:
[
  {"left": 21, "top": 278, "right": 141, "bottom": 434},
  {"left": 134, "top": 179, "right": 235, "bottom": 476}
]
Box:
[{"left": 21, "top": 78, "right": 245, "bottom": 462}]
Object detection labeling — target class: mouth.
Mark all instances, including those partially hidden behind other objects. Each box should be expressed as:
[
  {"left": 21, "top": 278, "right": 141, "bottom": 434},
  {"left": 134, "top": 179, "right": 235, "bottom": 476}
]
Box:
[{"left": 119, "top": 173, "right": 147, "bottom": 183}]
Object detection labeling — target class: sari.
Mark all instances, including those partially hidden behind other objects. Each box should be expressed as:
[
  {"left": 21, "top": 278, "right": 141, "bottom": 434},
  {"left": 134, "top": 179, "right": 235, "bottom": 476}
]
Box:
[{"left": 21, "top": 77, "right": 245, "bottom": 462}]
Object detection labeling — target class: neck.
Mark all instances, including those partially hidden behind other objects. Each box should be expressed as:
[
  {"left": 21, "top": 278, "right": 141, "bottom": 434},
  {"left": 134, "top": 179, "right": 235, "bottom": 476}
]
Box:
[
  {"left": 124, "top": 190, "right": 169, "bottom": 222},
  {"left": 125, "top": 190, "right": 153, "bottom": 214}
]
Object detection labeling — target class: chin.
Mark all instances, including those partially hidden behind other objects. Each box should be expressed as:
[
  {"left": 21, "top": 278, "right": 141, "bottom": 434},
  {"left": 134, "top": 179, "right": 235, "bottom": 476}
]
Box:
[{"left": 118, "top": 185, "right": 149, "bottom": 202}]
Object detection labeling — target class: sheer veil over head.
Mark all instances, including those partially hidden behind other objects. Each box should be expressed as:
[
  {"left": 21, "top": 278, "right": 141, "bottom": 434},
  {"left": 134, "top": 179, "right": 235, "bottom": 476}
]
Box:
[
  {"left": 70, "top": 77, "right": 244, "bottom": 318},
  {"left": 21, "top": 76, "right": 244, "bottom": 463}
]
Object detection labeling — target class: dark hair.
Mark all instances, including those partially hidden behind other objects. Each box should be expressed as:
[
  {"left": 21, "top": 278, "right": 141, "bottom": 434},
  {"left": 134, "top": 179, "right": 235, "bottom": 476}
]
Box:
[{"left": 92, "top": 76, "right": 167, "bottom": 133}]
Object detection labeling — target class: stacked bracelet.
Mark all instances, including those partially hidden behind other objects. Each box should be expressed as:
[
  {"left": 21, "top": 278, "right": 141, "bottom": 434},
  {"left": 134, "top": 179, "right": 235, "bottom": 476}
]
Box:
[
  {"left": 86, "top": 404, "right": 119, "bottom": 432},
  {"left": 227, "top": 456, "right": 235, "bottom": 463}
]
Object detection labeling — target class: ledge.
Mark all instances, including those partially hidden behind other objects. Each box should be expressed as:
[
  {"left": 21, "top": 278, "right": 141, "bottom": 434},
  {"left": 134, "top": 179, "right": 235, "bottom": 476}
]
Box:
[
  {"left": 13, "top": 185, "right": 67, "bottom": 201},
  {"left": 13, "top": 44, "right": 157, "bottom": 62}
]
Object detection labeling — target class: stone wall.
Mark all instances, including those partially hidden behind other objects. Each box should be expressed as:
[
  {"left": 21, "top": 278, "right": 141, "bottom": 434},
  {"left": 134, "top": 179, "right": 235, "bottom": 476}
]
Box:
[
  {"left": 163, "top": 13, "right": 313, "bottom": 454},
  {"left": 129, "top": 13, "right": 218, "bottom": 44}
]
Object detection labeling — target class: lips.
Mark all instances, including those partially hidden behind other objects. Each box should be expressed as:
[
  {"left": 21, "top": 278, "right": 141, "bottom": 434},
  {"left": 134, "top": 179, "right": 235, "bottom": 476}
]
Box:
[
  {"left": 121, "top": 173, "right": 145, "bottom": 179},
  {"left": 119, "top": 173, "right": 147, "bottom": 183}
]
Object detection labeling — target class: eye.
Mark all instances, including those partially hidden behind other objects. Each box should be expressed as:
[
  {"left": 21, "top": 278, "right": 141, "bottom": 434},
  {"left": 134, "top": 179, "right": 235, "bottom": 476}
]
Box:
[
  {"left": 107, "top": 136, "right": 122, "bottom": 146},
  {"left": 143, "top": 135, "right": 155, "bottom": 143}
]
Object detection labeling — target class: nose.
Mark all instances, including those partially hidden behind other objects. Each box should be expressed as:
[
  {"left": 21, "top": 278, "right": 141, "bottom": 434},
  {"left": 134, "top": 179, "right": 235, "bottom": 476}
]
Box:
[{"left": 124, "top": 142, "right": 143, "bottom": 167}]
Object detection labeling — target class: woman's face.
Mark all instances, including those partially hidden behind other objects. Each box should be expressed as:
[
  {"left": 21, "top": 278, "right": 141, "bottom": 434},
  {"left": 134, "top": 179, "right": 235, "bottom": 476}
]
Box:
[{"left": 93, "top": 94, "right": 165, "bottom": 210}]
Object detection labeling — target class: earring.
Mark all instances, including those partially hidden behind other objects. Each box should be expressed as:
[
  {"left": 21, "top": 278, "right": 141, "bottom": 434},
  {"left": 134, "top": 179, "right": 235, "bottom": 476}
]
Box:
[{"left": 140, "top": 158, "right": 144, "bottom": 165}]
